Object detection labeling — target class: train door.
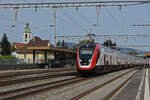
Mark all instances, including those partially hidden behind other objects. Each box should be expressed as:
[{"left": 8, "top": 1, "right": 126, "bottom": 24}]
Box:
[
  {"left": 110, "top": 55, "right": 112, "bottom": 70},
  {"left": 104, "top": 54, "right": 110, "bottom": 71},
  {"left": 104, "top": 54, "right": 106, "bottom": 71}
]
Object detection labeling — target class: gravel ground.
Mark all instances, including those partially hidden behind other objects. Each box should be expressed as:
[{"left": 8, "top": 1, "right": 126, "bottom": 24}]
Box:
[
  {"left": 16, "top": 68, "right": 135, "bottom": 100},
  {"left": 0, "top": 70, "right": 77, "bottom": 82},
  {"left": 0, "top": 67, "right": 76, "bottom": 78},
  {"left": 0, "top": 72, "right": 77, "bottom": 92},
  {"left": 0, "top": 75, "right": 77, "bottom": 100},
  {"left": 80, "top": 70, "right": 137, "bottom": 100}
]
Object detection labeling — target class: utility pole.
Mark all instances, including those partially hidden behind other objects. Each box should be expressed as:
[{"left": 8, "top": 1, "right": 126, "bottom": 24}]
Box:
[{"left": 53, "top": 7, "right": 57, "bottom": 47}]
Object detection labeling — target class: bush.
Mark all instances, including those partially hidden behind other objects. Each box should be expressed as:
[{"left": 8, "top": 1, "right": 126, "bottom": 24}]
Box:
[
  {"left": 0, "top": 56, "right": 17, "bottom": 64},
  {"left": 0, "top": 56, "right": 16, "bottom": 58}
]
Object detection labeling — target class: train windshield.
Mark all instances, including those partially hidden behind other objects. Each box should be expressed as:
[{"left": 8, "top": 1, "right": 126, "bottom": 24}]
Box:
[
  {"left": 79, "top": 45, "right": 95, "bottom": 59},
  {"left": 80, "top": 49, "right": 93, "bottom": 55}
]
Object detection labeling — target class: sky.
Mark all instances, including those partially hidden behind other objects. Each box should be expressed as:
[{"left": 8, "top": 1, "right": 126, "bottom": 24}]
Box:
[{"left": 0, "top": 0, "right": 150, "bottom": 51}]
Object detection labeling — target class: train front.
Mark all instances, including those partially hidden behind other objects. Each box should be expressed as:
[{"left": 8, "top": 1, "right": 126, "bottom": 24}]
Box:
[{"left": 77, "top": 43, "right": 100, "bottom": 74}]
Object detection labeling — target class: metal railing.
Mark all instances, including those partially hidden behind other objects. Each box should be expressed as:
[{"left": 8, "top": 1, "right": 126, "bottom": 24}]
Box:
[{"left": 0, "top": 58, "right": 51, "bottom": 64}]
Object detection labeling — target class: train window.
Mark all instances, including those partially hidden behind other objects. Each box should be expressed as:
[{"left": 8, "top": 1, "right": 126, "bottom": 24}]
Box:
[
  {"left": 96, "top": 51, "right": 100, "bottom": 63},
  {"left": 80, "top": 49, "right": 93, "bottom": 55},
  {"left": 79, "top": 48, "right": 94, "bottom": 59}
]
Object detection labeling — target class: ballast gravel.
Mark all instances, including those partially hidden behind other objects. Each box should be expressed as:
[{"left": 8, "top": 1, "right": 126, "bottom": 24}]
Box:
[{"left": 16, "top": 68, "right": 136, "bottom": 100}]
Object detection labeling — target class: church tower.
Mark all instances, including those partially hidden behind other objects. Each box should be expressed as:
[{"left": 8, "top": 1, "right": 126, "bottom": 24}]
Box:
[{"left": 23, "top": 23, "right": 31, "bottom": 43}]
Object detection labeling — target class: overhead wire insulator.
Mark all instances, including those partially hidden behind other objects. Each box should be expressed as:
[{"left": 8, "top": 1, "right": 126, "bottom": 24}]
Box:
[
  {"left": 96, "top": 6, "right": 100, "bottom": 26},
  {"left": 76, "top": 7, "right": 79, "bottom": 12},
  {"left": 12, "top": 7, "right": 18, "bottom": 27},
  {"left": 35, "top": 7, "right": 38, "bottom": 13},
  {"left": 119, "top": 5, "right": 122, "bottom": 12}
]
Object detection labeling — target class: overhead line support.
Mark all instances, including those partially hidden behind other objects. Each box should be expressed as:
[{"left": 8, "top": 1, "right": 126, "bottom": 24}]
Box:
[{"left": 0, "top": 1, "right": 150, "bottom": 8}]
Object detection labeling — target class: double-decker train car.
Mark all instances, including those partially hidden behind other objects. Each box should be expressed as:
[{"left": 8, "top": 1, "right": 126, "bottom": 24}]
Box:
[{"left": 77, "top": 43, "right": 149, "bottom": 74}]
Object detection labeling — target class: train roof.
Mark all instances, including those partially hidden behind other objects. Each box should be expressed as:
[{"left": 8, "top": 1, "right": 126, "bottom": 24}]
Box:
[{"left": 79, "top": 43, "right": 145, "bottom": 59}]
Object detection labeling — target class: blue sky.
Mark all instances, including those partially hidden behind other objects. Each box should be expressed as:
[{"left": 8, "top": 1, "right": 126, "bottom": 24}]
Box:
[{"left": 0, "top": 0, "right": 150, "bottom": 51}]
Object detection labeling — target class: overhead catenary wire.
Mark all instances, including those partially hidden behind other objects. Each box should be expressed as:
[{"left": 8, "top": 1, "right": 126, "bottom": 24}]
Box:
[
  {"left": 62, "top": 8, "right": 89, "bottom": 33},
  {"left": 0, "top": 9, "right": 50, "bottom": 35},
  {"left": 0, "top": 0, "right": 150, "bottom": 49},
  {"left": 41, "top": 8, "right": 87, "bottom": 36},
  {"left": 104, "top": 7, "right": 125, "bottom": 33}
]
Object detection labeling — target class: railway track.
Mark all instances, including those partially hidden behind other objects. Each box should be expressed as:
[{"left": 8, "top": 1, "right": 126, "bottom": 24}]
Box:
[
  {"left": 0, "top": 67, "right": 77, "bottom": 78},
  {"left": 70, "top": 68, "right": 139, "bottom": 100},
  {"left": 0, "top": 76, "right": 87, "bottom": 100},
  {"left": 0, "top": 68, "right": 139, "bottom": 100},
  {"left": 0, "top": 70, "right": 78, "bottom": 86},
  {"left": 0, "top": 67, "right": 81, "bottom": 100}
]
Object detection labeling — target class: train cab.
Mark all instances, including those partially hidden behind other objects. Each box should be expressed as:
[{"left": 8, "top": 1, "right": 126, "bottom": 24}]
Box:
[{"left": 77, "top": 43, "right": 100, "bottom": 72}]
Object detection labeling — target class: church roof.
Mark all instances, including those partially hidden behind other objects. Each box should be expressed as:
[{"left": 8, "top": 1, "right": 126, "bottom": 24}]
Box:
[
  {"left": 25, "top": 36, "right": 50, "bottom": 47},
  {"left": 13, "top": 42, "right": 26, "bottom": 49},
  {"left": 17, "top": 36, "right": 51, "bottom": 54}
]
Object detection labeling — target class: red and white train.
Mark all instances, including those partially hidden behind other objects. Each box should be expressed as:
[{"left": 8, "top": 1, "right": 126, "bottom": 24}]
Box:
[{"left": 77, "top": 43, "right": 149, "bottom": 74}]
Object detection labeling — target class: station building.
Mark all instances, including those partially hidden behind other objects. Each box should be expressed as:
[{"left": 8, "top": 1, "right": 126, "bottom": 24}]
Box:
[{"left": 13, "top": 23, "right": 76, "bottom": 64}]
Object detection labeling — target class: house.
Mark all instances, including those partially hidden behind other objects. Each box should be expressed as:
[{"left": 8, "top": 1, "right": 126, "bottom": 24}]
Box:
[
  {"left": 13, "top": 42, "right": 26, "bottom": 49},
  {"left": 12, "top": 23, "right": 76, "bottom": 65},
  {"left": 12, "top": 23, "right": 54, "bottom": 64},
  {"left": 16, "top": 36, "right": 54, "bottom": 64}
]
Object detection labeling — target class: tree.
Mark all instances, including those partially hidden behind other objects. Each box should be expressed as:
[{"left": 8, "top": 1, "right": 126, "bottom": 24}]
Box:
[
  {"left": 11, "top": 45, "right": 17, "bottom": 53},
  {"left": 71, "top": 45, "right": 78, "bottom": 51},
  {"left": 61, "top": 40, "right": 68, "bottom": 49},
  {"left": 62, "top": 40, "right": 65, "bottom": 48},
  {"left": 79, "top": 39, "right": 93, "bottom": 45},
  {"left": 103, "top": 40, "right": 116, "bottom": 49},
  {"left": 129, "top": 50, "right": 138, "bottom": 56},
  {"left": 56, "top": 40, "right": 61, "bottom": 47},
  {"left": 1, "top": 33, "right": 11, "bottom": 56}
]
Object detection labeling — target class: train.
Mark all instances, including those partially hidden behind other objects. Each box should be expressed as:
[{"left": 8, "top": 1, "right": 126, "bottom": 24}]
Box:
[{"left": 77, "top": 43, "right": 149, "bottom": 74}]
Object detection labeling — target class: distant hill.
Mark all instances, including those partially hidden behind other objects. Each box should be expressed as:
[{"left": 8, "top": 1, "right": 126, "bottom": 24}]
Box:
[
  {"left": 116, "top": 47, "right": 149, "bottom": 55},
  {"left": 55, "top": 42, "right": 149, "bottom": 55}
]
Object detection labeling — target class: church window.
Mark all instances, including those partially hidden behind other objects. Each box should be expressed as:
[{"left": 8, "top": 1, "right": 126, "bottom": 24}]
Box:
[{"left": 25, "top": 34, "right": 28, "bottom": 38}]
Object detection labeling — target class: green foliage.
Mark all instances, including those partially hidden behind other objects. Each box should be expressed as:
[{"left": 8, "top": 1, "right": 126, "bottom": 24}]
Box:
[
  {"left": 56, "top": 40, "right": 68, "bottom": 49},
  {"left": 0, "top": 56, "right": 17, "bottom": 64},
  {"left": 11, "top": 45, "right": 17, "bottom": 52},
  {"left": 70, "top": 39, "right": 93, "bottom": 51},
  {"left": 62, "top": 40, "right": 65, "bottom": 48},
  {"left": 1, "top": 33, "right": 11, "bottom": 56},
  {"left": 103, "top": 40, "right": 116, "bottom": 49},
  {"left": 61, "top": 40, "right": 68, "bottom": 49},
  {"left": 0, "top": 56, "right": 16, "bottom": 58},
  {"left": 71, "top": 45, "right": 78, "bottom": 51},
  {"left": 79, "top": 39, "right": 93, "bottom": 45},
  {"left": 56, "top": 40, "right": 61, "bottom": 47}
]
